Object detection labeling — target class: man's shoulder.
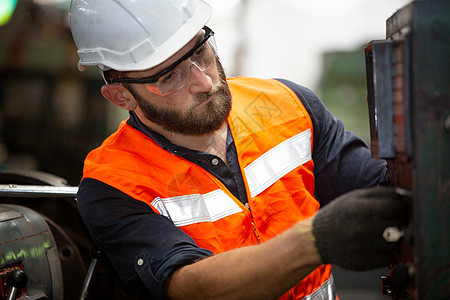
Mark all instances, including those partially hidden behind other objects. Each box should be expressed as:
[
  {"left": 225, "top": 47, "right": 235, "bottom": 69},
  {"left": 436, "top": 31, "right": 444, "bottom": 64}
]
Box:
[{"left": 226, "top": 77, "right": 317, "bottom": 101}]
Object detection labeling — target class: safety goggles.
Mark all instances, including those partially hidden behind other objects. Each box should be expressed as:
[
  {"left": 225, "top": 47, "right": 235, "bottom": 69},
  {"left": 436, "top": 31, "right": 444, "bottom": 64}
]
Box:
[{"left": 111, "top": 26, "right": 216, "bottom": 96}]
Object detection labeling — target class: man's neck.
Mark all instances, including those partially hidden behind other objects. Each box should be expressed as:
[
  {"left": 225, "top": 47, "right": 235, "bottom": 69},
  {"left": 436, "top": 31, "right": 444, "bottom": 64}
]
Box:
[{"left": 141, "top": 117, "right": 229, "bottom": 163}]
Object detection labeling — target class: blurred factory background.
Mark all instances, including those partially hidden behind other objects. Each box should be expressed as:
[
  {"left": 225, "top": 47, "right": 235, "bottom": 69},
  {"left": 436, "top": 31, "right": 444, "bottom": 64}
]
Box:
[
  {"left": 0, "top": 0, "right": 417, "bottom": 299},
  {"left": 0, "top": 0, "right": 410, "bottom": 184}
]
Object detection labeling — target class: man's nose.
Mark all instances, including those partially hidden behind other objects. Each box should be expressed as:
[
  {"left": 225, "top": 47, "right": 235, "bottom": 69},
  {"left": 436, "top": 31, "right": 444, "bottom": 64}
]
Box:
[{"left": 188, "top": 62, "right": 213, "bottom": 94}]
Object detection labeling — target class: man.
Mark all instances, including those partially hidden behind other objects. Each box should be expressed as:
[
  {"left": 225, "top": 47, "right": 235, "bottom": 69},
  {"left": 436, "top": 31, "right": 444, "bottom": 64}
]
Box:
[{"left": 70, "top": 0, "right": 405, "bottom": 299}]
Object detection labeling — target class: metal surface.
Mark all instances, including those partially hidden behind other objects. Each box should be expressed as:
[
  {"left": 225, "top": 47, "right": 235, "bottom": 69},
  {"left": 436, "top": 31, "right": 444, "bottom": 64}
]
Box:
[
  {"left": 366, "top": 1, "right": 450, "bottom": 299},
  {"left": 0, "top": 204, "right": 63, "bottom": 300},
  {"left": 0, "top": 171, "right": 88, "bottom": 300},
  {"left": 79, "top": 257, "right": 98, "bottom": 300},
  {"left": 0, "top": 170, "right": 136, "bottom": 299},
  {"left": 365, "top": 40, "right": 395, "bottom": 159},
  {"left": 0, "top": 184, "right": 78, "bottom": 198},
  {"left": 47, "top": 247, "right": 64, "bottom": 299},
  {"left": 388, "top": 1, "right": 450, "bottom": 299}
]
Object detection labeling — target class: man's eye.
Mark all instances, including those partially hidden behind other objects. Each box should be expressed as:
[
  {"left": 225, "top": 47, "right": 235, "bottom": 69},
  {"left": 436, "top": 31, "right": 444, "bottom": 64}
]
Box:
[
  {"left": 193, "top": 44, "right": 206, "bottom": 57},
  {"left": 160, "top": 71, "right": 177, "bottom": 84}
]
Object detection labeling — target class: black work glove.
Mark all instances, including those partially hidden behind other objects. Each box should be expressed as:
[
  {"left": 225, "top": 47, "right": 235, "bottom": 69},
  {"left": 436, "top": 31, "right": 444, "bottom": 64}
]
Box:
[{"left": 312, "top": 186, "right": 407, "bottom": 271}]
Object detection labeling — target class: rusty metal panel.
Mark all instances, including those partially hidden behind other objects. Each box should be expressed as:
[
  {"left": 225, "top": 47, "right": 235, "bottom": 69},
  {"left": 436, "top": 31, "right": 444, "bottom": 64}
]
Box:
[
  {"left": 402, "top": 1, "right": 450, "bottom": 298},
  {"left": 365, "top": 40, "right": 395, "bottom": 159},
  {"left": 367, "top": 0, "right": 450, "bottom": 299}
]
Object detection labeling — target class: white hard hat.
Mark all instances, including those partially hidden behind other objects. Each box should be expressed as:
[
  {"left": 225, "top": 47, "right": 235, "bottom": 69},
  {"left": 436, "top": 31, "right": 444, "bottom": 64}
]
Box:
[{"left": 69, "top": 0, "right": 212, "bottom": 72}]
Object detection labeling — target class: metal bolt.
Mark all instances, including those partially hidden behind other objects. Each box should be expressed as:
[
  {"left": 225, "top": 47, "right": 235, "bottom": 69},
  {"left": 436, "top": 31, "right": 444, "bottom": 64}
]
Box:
[
  {"left": 383, "top": 227, "right": 404, "bottom": 242},
  {"left": 137, "top": 258, "right": 144, "bottom": 266}
]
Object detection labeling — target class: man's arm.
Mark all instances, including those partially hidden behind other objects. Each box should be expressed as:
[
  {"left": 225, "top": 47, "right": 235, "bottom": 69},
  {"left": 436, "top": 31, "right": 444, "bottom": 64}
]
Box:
[
  {"left": 79, "top": 180, "right": 404, "bottom": 300},
  {"left": 78, "top": 178, "right": 321, "bottom": 299},
  {"left": 166, "top": 219, "right": 320, "bottom": 300},
  {"left": 166, "top": 187, "right": 406, "bottom": 300}
]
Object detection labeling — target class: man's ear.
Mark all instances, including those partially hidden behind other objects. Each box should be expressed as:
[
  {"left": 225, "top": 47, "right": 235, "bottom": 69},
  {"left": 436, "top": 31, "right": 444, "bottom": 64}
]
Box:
[{"left": 101, "top": 84, "right": 137, "bottom": 111}]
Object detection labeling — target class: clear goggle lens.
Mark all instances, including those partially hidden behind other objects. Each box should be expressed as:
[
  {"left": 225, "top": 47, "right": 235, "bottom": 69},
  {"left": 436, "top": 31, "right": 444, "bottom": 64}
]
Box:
[{"left": 145, "top": 38, "right": 217, "bottom": 96}]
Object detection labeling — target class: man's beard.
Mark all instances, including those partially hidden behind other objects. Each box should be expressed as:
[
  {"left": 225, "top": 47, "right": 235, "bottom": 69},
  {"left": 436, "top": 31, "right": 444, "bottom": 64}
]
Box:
[{"left": 128, "top": 59, "right": 232, "bottom": 136}]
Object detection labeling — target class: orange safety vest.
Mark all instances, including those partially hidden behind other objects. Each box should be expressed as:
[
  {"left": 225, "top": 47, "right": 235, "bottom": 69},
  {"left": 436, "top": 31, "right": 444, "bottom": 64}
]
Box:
[{"left": 83, "top": 77, "right": 333, "bottom": 299}]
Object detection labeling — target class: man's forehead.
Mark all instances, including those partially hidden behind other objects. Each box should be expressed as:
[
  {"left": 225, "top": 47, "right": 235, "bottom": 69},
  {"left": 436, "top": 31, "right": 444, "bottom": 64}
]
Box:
[{"left": 129, "top": 30, "right": 204, "bottom": 78}]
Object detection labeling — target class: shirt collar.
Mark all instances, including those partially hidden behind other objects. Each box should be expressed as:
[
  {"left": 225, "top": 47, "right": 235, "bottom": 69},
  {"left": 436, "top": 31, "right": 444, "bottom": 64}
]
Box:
[{"left": 127, "top": 111, "right": 233, "bottom": 155}]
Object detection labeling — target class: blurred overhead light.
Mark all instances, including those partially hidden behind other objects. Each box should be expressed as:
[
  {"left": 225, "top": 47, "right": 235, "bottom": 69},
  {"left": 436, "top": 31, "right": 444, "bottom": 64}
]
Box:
[{"left": 0, "top": 0, "right": 18, "bottom": 26}]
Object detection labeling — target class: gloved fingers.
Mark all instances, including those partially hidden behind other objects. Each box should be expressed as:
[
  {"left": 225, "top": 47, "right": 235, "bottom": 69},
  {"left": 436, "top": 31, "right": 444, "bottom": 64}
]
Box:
[
  {"left": 362, "top": 219, "right": 405, "bottom": 252},
  {"left": 369, "top": 231, "right": 402, "bottom": 253},
  {"left": 369, "top": 196, "right": 407, "bottom": 221},
  {"left": 312, "top": 186, "right": 408, "bottom": 271},
  {"left": 348, "top": 187, "right": 408, "bottom": 222},
  {"left": 330, "top": 186, "right": 402, "bottom": 218}
]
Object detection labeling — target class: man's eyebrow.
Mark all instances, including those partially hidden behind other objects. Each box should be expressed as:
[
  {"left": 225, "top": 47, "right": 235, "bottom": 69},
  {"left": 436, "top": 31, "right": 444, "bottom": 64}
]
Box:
[{"left": 188, "top": 31, "right": 206, "bottom": 52}]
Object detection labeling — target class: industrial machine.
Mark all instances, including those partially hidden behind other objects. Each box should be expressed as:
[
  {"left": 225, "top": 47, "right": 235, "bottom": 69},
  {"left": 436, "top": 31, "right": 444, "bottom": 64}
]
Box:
[
  {"left": 365, "top": 0, "right": 449, "bottom": 299},
  {"left": 0, "top": 203, "right": 63, "bottom": 300},
  {"left": 0, "top": 171, "right": 133, "bottom": 300}
]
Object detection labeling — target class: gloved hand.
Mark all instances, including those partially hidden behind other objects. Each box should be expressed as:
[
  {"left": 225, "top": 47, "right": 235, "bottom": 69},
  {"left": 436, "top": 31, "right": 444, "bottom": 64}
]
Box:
[{"left": 312, "top": 186, "right": 407, "bottom": 271}]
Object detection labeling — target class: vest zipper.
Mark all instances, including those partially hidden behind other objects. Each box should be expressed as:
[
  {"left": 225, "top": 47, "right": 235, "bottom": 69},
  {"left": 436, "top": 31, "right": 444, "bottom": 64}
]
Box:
[
  {"left": 288, "top": 289, "right": 294, "bottom": 300},
  {"left": 246, "top": 204, "right": 261, "bottom": 244},
  {"left": 251, "top": 220, "right": 261, "bottom": 243}
]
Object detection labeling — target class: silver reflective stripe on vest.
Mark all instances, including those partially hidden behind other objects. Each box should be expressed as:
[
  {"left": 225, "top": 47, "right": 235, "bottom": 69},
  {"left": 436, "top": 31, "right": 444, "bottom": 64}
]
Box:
[
  {"left": 244, "top": 128, "right": 312, "bottom": 198},
  {"left": 151, "top": 189, "right": 243, "bottom": 227},
  {"left": 302, "top": 274, "right": 335, "bottom": 300}
]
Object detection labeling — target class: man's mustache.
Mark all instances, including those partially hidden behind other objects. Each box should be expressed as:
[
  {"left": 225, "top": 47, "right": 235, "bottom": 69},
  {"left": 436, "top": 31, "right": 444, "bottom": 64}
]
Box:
[{"left": 194, "top": 84, "right": 222, "bottom": 103}]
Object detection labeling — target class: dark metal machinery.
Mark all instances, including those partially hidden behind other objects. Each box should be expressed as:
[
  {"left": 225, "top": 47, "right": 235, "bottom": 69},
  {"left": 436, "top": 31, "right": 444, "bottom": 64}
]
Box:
[
  {"left": 365, "top": 0, "right": 449, "bottom": 299},
  {"left": 0, "top": 171, "right": 83, "bottom": 300},
  {"left": 0, "top": 171, "right": 134, "bottom": 300},
  {"left": 0, "top": 204, "right": 63, "bottom": 300}
]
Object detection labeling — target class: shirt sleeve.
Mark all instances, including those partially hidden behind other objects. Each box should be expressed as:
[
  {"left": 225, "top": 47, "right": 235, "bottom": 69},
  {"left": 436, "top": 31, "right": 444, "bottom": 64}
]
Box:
[
  {"left": 275, "top": 79, "right": 388, "bottom": 206},
  {"left": 77, "top": 178, "right": 214, "bottom": 299}
]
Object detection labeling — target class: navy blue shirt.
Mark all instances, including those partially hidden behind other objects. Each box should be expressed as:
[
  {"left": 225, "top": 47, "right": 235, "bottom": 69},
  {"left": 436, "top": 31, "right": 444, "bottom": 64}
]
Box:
[{"left": 77, "top": 79, "right": 387, "bottom": 299}]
